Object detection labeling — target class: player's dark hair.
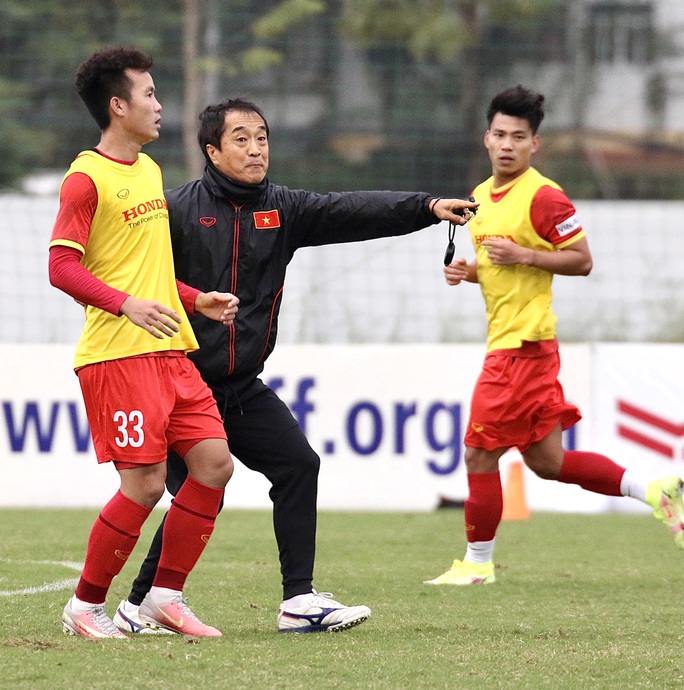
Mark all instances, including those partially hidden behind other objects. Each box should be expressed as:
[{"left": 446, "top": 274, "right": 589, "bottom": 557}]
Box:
[
  {"left": 75, "top": 46, "right": 154, "bottom": 131},
  {"left": 487, "top": 85, "right": 545, "bottom": 134},
  {"left": 198, "top": 98, "right": 270, "bottom": 163}
]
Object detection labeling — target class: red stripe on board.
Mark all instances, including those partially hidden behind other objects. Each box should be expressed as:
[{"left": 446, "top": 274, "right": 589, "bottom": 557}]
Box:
[
  {"left": 617, "top": 400, "right": 684, "bottom": 436},
  {"left": 617, "top": 424, "right": 674, "bottom": 458}
]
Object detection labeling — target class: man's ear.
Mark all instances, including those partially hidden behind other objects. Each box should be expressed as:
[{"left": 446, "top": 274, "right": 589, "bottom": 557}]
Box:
[
  {"left": 110, "top": 96, "right": 126, "bottom": 119},
  {"left": 531, "top": 134, "right": 540, "bottom": 154},
  {"left": 206, "top": 144, "right": 218, "bottom": 165}
]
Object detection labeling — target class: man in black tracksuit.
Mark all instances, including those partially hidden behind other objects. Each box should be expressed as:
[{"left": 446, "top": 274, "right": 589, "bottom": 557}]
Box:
[{"left": 113, "top": 98, "right": 477, "bottom": 634}]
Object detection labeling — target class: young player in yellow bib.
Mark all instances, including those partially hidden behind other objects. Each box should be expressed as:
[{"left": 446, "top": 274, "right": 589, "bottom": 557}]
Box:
[
  {"left": 424, "top": 85, "right": 684, "bottom": 586},
  {"left": 49, "top": 46, "right": 239, "bottom": 637}
]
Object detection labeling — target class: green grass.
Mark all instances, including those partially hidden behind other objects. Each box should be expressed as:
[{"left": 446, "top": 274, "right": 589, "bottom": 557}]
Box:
[{"left": 1, "top": 508, "right": 683, "bottom": 689}]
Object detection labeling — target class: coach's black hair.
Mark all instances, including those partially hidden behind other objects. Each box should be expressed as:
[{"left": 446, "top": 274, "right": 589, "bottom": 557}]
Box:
[{"left": 198, "top": 98, "right": 270, "bottom": 163}]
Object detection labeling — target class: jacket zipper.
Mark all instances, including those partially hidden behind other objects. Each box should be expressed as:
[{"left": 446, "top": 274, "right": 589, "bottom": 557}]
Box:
[{"left": 227, "top": 202, "right": 242, "bottom": 375}]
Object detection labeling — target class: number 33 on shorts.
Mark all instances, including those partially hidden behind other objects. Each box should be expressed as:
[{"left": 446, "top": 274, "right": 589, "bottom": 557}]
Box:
[{"left": 113, "top": 409, "right": 145, "bottom": 448}]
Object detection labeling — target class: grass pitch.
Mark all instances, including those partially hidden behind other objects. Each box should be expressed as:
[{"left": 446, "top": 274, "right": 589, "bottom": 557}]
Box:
[{"left": 1, "top": 507, "right": 683, "bottom": 690}]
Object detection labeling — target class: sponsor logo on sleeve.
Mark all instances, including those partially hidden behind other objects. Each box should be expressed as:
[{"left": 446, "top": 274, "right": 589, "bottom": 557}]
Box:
[{"left": 556, "top": 214, "right": 580, "bottom": 237}]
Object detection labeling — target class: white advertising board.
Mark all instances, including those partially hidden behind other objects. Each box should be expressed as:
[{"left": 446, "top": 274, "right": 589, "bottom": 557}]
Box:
[
  {"left": 3, "top": 342, "right": 679, "bottom": 513},
  {"left": 0, "top": 345, "right": 119, "bottom": 507},
  {"left": 592, "top": 344, "right": 684, "bottom": 513},
  {"left": 0, "top": 342, "right": 599, "bottom": 511}
]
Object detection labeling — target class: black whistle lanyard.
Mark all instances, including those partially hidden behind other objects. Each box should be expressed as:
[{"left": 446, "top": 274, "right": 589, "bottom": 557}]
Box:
[
  {"left": 443, "top": 223, "right": 457, "bottom": 266},
  {"left": 444, "top": 196, "right": 476, "bottom": 266}
]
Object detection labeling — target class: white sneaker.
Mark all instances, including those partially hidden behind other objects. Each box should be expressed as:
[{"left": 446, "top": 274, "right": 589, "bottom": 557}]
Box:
[
  {"left": 62, "top": 597, "right": 128, "bottom": 639},
  {"left": 138, "top": 592, "right": 222, "bottom": 637},
  {"left": 277, "top": 590, "right": 371, "bottom": 634},
  {"left": 113, "top": 600, "right": 176, "bottom": 635}
]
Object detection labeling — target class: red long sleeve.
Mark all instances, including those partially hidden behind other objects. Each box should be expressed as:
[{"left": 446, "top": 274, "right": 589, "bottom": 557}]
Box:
[
  {"left": 50, "top": 169, "right": 201, "bottom": 317},
  {"left": 176, "top": 279, "right": 200, "bottom": 316},
  {"left": 48, "top": 244, "right": 129, "bottom": 316}
]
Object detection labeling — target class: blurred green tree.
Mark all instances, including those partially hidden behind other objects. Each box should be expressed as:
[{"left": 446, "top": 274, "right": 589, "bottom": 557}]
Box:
[
  {"left": 0, "top": 0, "right": 185, "bottom": 187},
  {"left": 338, "top": 0, "right": 564, "bottom": 192},
  {"left": 182, "top": 0, "right": 325, "bottom": 177}
]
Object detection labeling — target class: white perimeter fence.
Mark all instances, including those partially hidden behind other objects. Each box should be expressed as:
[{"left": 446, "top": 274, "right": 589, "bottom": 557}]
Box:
[{"left": 1, "top": 196, "right": 682, "bottom": 344}]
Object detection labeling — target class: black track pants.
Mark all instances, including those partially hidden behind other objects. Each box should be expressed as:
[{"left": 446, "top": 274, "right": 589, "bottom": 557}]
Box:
[{"left": 127, "top": 379, "right": 320, "bottom": 604}]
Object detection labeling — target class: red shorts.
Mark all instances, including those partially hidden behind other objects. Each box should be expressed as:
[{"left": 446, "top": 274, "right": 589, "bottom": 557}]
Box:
[
  {"left": 77, "top": 353, "right": 226, "bottom": 466},
  {"left": 464, "top": 340, "right": 581, "bottom": 453}
]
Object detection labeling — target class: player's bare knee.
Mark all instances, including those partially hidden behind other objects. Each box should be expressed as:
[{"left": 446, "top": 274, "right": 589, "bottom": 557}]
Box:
[
  {"left": 143, "top": 483, "right": 166, "bottom": 506},
  {"left": 215, "top": 454, "right": 234, "bottom": 486},
  {"left": 118, "top": 464, "right": 167, "bottom": 508},
  {"left": 184, "top": 439, "right": 233, "bottom": 488},
  {"left": 523, "top": 454, "right": 561, "bottom": 480},
  {"left": 531, "top": 465, "right": 557, "bottom": 480},
  {"left": 464, "top": 446, "right": 502, "bottom": 473},
  {"left": 189, "top": 459, "right": 232, "bottom": 489},
  {"left": 121, "top": 479, "right": 165, "bottom": 509}
]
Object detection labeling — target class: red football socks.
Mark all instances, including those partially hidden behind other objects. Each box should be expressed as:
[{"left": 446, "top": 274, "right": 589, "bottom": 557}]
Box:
[
  {"left": 465, "top": 471, "right": 503, "bottom": 543},
  {"left": 558, "top": 450, "right": 625, "bottom": 496},
  {"left": 75, "top": 490, "right": 151, "bottom": 604},
  {"left": 154, "top": 476, "right": 224, "bottom": 591}
]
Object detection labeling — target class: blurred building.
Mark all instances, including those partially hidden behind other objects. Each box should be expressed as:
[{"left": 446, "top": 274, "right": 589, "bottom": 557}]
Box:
[{"left": 504, "top": 0, "right": 684, "bottom": 198}]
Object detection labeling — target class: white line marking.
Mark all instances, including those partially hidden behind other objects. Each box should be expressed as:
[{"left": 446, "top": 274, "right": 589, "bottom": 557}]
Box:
[{"left": 0, "top": 559, "right": 83, "bottom": 597}]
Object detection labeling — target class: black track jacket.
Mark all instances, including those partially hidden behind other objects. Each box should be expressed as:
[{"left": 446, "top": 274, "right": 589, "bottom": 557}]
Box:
[{"left": 168, "top": 163, "right": 440, "bottom": 386}]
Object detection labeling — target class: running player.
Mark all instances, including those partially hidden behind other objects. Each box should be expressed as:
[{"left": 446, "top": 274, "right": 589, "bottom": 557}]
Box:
[{"left": 424, "top": 85, "right": 684, "bottom": 586}]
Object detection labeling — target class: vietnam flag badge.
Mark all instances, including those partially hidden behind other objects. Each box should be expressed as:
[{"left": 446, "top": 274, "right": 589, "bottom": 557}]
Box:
[{"left": 253, "top": 209, "right": 281, "bottom": 229}]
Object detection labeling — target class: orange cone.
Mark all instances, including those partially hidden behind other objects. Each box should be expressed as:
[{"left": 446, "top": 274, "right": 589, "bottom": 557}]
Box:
[{"left": 502, "top": 460, "right": 530, "bottom": 521}]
